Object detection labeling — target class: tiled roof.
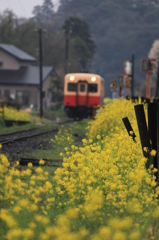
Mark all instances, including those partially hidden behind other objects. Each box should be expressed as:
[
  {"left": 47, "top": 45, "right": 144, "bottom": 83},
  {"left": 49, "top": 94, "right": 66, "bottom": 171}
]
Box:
[
  {"left": 0, "top": 44, "right": 36, "bottom": 61},
  {"left": 0, "top": 66, "right": 53, "bottom": 85}
]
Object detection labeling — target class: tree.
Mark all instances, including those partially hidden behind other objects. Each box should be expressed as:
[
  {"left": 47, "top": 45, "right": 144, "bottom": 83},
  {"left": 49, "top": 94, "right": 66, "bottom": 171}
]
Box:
[
  {"left": 49, "top": 74, "right": 63, "bottom": 109},
  {"left": 43, "top": 0, "right": 54, "bottom": 18},
  {"left": 17, "top": 20, "right": 38, "bottom": 58},
  {"left": 0, "top": 10, "right": 38, "bottom": 57},
  {"left": 0, "top": 10, "right": 18, "bottom": 43},
  {"left": 32, "top": 0, "right": 54, "bottom": 27},
  {"left": 62, "top": 17, "right": 96, "bottom": 72}
]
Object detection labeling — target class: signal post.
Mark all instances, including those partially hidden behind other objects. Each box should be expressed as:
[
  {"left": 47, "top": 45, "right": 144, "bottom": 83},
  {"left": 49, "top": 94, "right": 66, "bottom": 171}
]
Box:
[
  {"left": 110, "top": 79, "right": 118, "bottom": 98},
  {"left": 118, "top": 58, "right": 133, "bottom": 98},
  {"left": 124, "top": 60, "right": 132, "bottom": 97},
  {"left": 140, "top": 58, "right": 156, "bottom": 99},
  {"left": 118, "top": 73, "right": 124, "bottom": 97}
]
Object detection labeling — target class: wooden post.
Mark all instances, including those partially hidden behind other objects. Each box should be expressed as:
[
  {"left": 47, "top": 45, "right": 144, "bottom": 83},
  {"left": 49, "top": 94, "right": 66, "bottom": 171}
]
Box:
[
  {"left": 131, "top": 54, "right": 134, "bottom": 97},
  {"left": 39, "top": 29, "right": 43, "bottom": 118},
  {"left": 146, "top": 72, "right": 151, "bottom": 99},
  {"left": 134, "top": 104, "right": 151, "bottom": 168},
  {"left": 122, "top": 117, "right": 136, "bottom": 142},
  {"left": 157, "top": 99, "right": 159, "bottom": 183},
  {"left": 155, "top": 59, "right": 159, "bottom": 98},
  {"left": 148, "top": 102, "right": 157, "bottom": 180}
]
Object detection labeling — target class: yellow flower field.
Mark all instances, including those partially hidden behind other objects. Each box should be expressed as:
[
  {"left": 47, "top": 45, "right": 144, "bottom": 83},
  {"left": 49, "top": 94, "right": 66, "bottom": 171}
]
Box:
[
  {"left": 4, "top": 106, "right": 30, "bottom": 121},
  {"left": 0, "top": 99, "right": 159, "bottom": 240}
]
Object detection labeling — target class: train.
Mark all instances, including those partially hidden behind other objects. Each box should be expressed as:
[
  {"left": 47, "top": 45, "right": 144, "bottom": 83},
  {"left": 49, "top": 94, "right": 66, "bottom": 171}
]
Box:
[{"left": 64, "top": 73, "right": 105, "bottom": 119}]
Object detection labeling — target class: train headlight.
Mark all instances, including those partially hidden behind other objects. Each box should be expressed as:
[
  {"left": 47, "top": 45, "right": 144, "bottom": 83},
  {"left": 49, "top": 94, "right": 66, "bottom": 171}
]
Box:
[
  {"left": 70, "top": 76, "right": 75, "bottom": 81},
  {"left": 91, "top": 77, "right": 96, "bottom": 82}
]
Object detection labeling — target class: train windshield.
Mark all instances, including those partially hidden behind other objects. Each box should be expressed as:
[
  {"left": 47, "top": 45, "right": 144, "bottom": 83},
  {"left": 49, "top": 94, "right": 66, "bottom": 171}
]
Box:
[
  {"left": 88, "top": 84, "right": 98, "bottom": 93},
  {"left": 80, "top": 84, "right": 85, "bottom": 92},
  {"left": 68, "top": 83, "right": 77, "bottom": 92}
]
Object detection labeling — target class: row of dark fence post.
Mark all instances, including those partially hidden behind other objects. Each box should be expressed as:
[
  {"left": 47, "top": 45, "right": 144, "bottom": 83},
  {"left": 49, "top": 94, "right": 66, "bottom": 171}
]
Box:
[{"left": 123, "top": 97, "right": 159, "bottom": 184}]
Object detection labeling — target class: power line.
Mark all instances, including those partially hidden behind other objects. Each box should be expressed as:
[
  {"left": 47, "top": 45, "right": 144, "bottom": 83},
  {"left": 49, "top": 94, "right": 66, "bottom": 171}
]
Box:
[
  {"left": 6, "top": 0, "right": 14, "bottom": 11},
  {"left": 3, "top": 0, "right": 30, "bottom": 18},
  {"left": 17, "top": 0, "right": 29, "bottom": 17}
]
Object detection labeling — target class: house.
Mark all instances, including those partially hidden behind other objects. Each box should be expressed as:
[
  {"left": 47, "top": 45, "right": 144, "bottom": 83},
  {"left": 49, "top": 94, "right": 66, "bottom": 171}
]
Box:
[{"left": 0, "top": 43, "right": 54, "bottom": 109}]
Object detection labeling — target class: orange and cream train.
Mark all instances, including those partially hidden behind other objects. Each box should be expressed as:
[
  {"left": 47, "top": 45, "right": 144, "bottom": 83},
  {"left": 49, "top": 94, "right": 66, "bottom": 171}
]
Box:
[{"left": 64, "top": 73, "right": 105, "bottom": 119}]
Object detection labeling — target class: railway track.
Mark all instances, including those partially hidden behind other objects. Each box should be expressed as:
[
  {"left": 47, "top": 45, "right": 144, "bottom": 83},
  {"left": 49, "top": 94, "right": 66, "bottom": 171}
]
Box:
[
  {"left": 0, "top": 127, "right": 44, "bottom": 144},
  {"left": 0, "top": 128, "right": 58, "bottom": 145},
  {"left": 0, "top": 120, "right": 73, "bottom": 145},
  {"left": 19, "top": 157, "right": 62, "bottom": 167},
  {"left": 0, "top": 120, "right": 74, "bottom": 162}
]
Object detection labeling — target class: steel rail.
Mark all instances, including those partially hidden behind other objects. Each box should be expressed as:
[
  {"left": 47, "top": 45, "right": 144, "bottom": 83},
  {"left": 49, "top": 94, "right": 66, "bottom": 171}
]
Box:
[
  {"left": 0, "top": 127, "right": 43, "bottom": 138},
  {"left": 19, "top": 157, "right": 62, "bottom": 167},
  {"left": 1, "top": 120, "right": 74, "bottom": 145}
]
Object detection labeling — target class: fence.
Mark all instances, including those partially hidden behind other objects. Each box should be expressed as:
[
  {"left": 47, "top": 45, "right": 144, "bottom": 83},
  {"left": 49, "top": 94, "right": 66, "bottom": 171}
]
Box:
[{"left": 123, "top": 97, "right": 159, "bottom": 183}]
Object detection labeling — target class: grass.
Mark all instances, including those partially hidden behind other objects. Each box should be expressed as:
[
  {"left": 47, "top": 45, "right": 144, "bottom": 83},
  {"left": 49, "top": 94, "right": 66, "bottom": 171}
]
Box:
[
  {"left": 21, "top": 119, "right": 88, "bottom": 160},
  {"left": 0, "top": 112, "right": 59, "bottom": 134},
  {"left": 0, "top": 122, "right": 56, "bottom": 134},
  {"left": 0, "top": 107, "right": 69, "bottom": 134},
  {"left": 0, "top": 123, "right": 39, "bottom": 134},
  {"left": 50, "top": 108, "right": 67, "bottom": 118},
  {"left": 36, "top": 107, "right": 69, "bottom": 122}
]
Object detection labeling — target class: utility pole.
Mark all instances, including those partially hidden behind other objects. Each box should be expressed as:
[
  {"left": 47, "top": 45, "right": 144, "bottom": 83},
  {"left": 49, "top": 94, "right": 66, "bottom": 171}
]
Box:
[
  {"left": 140, "top": 58, "right": 155, "bottom": 99},
  {"left": 155, "top": 58, "right": 159, "bottom": 98},
  {"left": 118, "top": 73, "right": 124, "bottom": 98},
  {"left": 131, "top": 54, "right": 134, "bottom": 97},
  {"left": 39, "top": 28, "right": 43, "bottom": 118},
  {"left": 65, "top": 31, "right": 69, "bottom": 75}
]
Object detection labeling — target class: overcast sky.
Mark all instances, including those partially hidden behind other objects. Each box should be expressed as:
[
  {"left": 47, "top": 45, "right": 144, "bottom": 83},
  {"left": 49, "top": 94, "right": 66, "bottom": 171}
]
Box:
[{"left": 0, "top": 0, "right": 60, "bottom": 18}]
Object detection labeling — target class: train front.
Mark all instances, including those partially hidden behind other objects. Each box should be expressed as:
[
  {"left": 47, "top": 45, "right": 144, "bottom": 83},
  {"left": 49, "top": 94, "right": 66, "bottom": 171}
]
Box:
[{"left": 64, "top": 73, "right": 104, "bottom": 119}]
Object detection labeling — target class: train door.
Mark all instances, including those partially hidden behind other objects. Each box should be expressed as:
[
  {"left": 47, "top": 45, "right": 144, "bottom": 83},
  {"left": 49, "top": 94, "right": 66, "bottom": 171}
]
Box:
[{"left": 76, "top": 81, "right": 88, "bottom": 107}]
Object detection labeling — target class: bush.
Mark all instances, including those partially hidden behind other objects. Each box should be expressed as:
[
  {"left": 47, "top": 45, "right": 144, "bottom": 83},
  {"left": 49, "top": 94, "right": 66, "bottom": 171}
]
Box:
[
  {"left": 50, "top": 101, "right": 63, "bottom": 111},
  {"left": 0, "top": 101, "right": 21, "bottom": 110}
]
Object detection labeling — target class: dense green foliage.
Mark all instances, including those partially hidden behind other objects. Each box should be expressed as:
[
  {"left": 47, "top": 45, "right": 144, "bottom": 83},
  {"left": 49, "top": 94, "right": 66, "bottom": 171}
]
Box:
[
  {"left": 1, "top": 0, "right": 159, "bottom": 96},
  {"left": 58, "top": 0, "right": 159, "bottom": 96},
  {"left": 62, "top": 17, "right": 96, "bottom": 72}
]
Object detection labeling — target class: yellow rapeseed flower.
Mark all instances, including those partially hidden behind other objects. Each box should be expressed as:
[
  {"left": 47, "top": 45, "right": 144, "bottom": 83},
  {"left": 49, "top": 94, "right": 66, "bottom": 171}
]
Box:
[
  {"left": 1, "top": 209, "right": 17, "bottom": 228},
  {"left": 129, "top": 231, "right": 140, "bottom": 240},
  {"left": 28, "top": 162, "right": 33, "bottom": 168},
  {"left": 35, "top": 167, "right": 43, "bottom": 174},
  {"left": 112, "top": 231, "right": 126, "bottom": 240},
  {"left": 19, "top": 198, "right": 29, "bottom": 208},
  {"left": 13, "top": 206, "right": 21, "bottom": 214},
  {"left": 39, "top": 159, "right": 45, "bottom": 165},
  {"left": 150, "top": 149, "right": 156, "bottom": 157}
]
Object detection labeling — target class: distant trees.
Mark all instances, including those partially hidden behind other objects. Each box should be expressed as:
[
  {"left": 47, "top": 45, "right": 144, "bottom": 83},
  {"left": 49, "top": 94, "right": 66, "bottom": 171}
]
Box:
[
  {"left": 0, "top": 10, "right": 64, "bottom": 78},
  {"left": 62, "top": 17, "right": 96, "bottom": 72},
  {"left": 0, "top": 10, "right": 18, "bottom": 43},
  {"left": 58, "top": 0, "right": 159, "bottom": 97},
  {"left": 49, "top": 74, "right": 63, "bottom": 109},
  {"left": 3, "top": 0, "right": 159, "bottom": 98},
  {"left": 0, "top": 10, "right": 38, "bottom": 58},
  {"left": 32, "top": 0, "right": 54, "bottom": 27}
]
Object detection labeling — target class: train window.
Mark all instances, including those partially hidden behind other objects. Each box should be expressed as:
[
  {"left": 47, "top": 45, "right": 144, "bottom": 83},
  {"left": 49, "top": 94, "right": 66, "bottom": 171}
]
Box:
[
  {"left": 80, "top": 84, "right": 85, "bottom": 92},
  {"left": 88, "top": 84, "right": 98, "bottom": 92},
  {"left": 68, "top": 83, "right": 77, "bottom": 92}
]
